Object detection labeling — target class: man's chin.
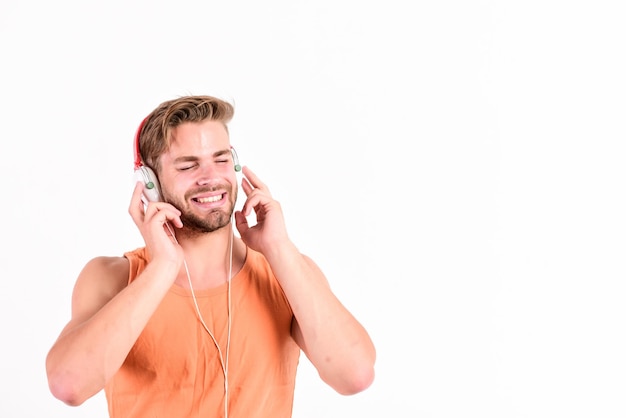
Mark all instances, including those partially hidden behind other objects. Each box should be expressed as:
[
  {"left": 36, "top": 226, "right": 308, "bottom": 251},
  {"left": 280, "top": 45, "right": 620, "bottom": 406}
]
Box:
[{"left": 180, "top": 212, "right": 232, "bottom": 234}]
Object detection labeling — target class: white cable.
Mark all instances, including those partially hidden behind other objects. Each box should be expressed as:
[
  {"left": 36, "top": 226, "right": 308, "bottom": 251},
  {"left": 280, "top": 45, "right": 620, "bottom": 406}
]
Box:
[{"left": 165, "top": 222, "right": 232, "bottom": 418}]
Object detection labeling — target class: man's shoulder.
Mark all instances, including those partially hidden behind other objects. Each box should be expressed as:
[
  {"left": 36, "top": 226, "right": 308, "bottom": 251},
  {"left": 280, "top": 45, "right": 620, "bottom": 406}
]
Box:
[
  {"left": 70, "top": 255, "right": 131, "bottom": 313},
  {"left": 83, "top": 254, "right": 129, "bottom": 273}
]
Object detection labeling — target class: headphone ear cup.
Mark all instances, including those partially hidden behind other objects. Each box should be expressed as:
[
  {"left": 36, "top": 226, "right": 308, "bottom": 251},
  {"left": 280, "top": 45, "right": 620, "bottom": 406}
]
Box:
[{"left": 134, "top": 166, "right": 163, "bottom": 203}]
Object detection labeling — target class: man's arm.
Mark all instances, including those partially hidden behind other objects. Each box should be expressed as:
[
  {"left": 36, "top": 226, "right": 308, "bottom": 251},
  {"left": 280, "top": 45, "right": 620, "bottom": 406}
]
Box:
[
  {"left": 45, "top": 255, "right": 180, "bottom": 406},
  {"left": 46, "top": 182, "right": 185, "bottom": 406},
  {"left": 234, "top": 166, "right": 376, "bottom": 395},
  {"left": 268, "top": 244, "right": 376, "bottom": 395}
]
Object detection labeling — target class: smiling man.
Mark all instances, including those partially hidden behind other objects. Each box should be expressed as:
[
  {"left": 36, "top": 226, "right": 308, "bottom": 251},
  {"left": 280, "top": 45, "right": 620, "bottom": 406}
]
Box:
[{"left": 45, "top": 95, "right": 376, "bottom": 418}]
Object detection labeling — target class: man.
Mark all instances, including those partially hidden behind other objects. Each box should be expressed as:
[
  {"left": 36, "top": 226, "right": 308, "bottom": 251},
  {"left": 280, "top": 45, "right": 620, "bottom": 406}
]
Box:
[{"left": 46, "top": 95, "right": 376, "bottom": 418}]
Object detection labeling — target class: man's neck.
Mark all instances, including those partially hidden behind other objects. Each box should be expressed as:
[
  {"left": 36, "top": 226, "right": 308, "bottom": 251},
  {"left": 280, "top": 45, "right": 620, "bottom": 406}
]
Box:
[{"left": 174, "top": 225, "right": 237, "bottom": 289}]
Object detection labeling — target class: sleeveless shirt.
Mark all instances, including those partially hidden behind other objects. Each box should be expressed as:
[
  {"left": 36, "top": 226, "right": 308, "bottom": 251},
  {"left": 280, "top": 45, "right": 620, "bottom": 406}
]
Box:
[{"left": 104, "top": 247, "right": 301, "bottom": 418}]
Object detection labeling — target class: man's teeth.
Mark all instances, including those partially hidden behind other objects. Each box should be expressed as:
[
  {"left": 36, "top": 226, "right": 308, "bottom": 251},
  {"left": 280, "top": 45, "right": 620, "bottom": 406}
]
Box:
[{"left": 196, "top": 195, "right": 222, "bottom": 203}]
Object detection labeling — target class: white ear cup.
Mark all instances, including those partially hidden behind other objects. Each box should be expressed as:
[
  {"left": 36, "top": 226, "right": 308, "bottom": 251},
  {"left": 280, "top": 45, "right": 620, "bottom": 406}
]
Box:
[{"left": 134, "top": 166, "right": 163, "bottom": 203}]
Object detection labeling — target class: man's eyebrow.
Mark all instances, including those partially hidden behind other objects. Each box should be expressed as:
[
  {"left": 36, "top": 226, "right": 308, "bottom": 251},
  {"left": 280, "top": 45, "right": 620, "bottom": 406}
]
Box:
[
  {"left": 213, "top": 149, "right": 230, "bottom": 158},
  {"left": 172, "top": 149, "right": 230, "bottom": 164},
  {"left": 172, "top": 155, "right": 199, "bottom": 164}
]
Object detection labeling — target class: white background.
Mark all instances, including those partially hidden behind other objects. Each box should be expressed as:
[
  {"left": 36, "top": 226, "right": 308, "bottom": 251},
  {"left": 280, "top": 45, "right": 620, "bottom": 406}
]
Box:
[{"left": 1, "top": 1, "right": 625, "bottom": 417}]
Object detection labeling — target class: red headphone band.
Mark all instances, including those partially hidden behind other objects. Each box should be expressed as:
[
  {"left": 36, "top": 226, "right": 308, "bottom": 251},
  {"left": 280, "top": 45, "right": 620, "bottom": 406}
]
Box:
[{"left": 134, "top": 116, "right": 148, "bottom": 170}]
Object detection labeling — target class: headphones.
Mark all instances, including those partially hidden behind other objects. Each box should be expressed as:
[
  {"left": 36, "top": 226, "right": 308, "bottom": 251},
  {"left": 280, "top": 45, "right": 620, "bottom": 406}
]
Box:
[{"left": 133, "top": 116, "right": 241, "bottom": 203}]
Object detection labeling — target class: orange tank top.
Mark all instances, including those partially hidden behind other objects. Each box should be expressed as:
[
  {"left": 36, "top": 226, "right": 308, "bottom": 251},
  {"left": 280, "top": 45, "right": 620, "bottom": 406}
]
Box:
[{"left": 104, "top": 247, "right": 301, "bottom": 418}]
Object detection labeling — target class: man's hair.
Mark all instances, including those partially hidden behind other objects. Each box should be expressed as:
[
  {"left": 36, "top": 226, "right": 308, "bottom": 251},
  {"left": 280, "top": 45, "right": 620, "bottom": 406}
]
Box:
[{"left": 138, "top": 95, "right": 235, "bottom": 173}]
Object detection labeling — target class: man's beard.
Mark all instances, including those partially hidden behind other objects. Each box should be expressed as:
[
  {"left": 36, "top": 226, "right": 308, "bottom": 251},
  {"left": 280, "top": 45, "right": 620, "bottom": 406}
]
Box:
[
  {"left": 180, "top": 207, "right": 233, "bottom": 234},
  {"left": 164, "top": 186, "right": 237, "bottom": 236}
]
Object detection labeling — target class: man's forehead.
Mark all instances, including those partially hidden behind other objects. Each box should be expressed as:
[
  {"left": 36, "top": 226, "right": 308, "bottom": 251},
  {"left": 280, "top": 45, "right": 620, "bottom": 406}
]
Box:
[{"left": 169, "top": 122, "right": 228, "bottom": 146}]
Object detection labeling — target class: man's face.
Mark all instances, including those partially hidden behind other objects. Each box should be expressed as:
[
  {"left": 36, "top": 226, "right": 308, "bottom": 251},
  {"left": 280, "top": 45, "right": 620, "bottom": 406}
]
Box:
[{"left": 157, "top": 120, "right": 238, "bottom": 234}]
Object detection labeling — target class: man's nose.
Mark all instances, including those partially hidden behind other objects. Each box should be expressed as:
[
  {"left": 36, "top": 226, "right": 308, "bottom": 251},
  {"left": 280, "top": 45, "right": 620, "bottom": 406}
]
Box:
[{"left": 196, "top": 164, "right": 219, "bottom": 185}]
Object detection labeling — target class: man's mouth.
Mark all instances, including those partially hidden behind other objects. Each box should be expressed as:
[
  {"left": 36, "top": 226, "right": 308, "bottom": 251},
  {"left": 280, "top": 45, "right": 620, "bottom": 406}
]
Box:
[{"left": 194, "top": 194, "right": 224, "bottom": 204}]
